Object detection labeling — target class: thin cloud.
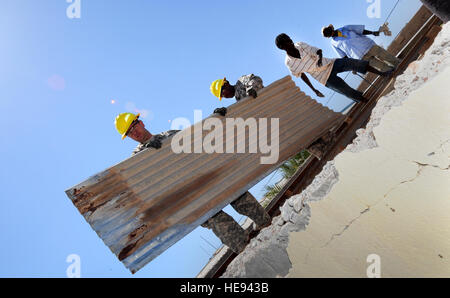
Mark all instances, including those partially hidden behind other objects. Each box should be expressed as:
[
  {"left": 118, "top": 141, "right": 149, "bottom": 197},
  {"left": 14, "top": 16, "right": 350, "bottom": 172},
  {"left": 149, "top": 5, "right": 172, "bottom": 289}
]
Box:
[
  {"left": 47, "top": 75, "right": 66, "bottom": 91},
  {"left": 125, "top": 101, "right": 154, "bottom": 120}
]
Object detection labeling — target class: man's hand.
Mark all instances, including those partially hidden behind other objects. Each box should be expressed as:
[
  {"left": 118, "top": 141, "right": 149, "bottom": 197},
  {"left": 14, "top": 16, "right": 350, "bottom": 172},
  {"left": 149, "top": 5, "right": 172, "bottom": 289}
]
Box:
[
  {"left": 301, "top": 73, "right": 321, "bottom": 97},
  {"left": 145, "top": 137, "right": 162, "bottom": 149},
  {"left": 316, "top": 49, "right": 323, "bottom": 67},
  {"left": 315, "top": 90, "right": 325, "bottom": 98},
  {"left": 247, "top": 88, "right": 258, "bottom": 99},
  {"left": 317, "top": 58, "right": 323, "bottom": 67},
  {"left": 373, "top": 31, "right": 380, "bottom": 37},
  {"left": 214, "top": 107, "right": 227, "bottom": 116}
]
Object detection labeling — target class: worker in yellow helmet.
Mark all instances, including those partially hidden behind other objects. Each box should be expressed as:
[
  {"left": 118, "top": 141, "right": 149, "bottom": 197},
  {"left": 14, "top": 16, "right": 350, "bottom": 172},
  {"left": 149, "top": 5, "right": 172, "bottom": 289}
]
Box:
[
  {"left": 208, "top": 74, "right": 273, "bottom": 254},
  {"left": 210, "top": 74, "right": 264, "bottom": 117},
  {"left": 210, "top": 78, "right": 226, "bottom": 101},
  {"left": 114, "top": 112, "right": 142, "bottom": 140},
  {"left": 115, "top": 112, "right": 271, "bottom": 254},
  {"left": 114, "top": 112, "right": 179, "bottom": 155}
]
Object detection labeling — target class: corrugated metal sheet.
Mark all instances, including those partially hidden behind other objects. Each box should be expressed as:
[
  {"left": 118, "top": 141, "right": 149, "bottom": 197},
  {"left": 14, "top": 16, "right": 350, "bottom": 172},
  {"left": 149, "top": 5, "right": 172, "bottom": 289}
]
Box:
[{"left": 65, "top": 76, "right": 345, "bottom": 273}]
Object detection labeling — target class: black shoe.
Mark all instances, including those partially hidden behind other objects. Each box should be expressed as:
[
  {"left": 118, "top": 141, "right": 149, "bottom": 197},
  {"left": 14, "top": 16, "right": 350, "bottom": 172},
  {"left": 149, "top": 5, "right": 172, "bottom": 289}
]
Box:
[
  {"left": 354, "top": 92, "right": 368, "bottom": 103},
  {"left": 359, "top": 96, "right": 369, "bottom": 103}
]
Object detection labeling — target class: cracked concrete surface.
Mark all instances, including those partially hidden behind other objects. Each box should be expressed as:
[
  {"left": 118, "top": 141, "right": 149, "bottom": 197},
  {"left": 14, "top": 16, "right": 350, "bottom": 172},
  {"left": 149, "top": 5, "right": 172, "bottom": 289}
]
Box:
[
  {"left": 222, "top": 24, "right": 450, "bottom": 278},
  {"left": 320, "top": 207, "right": 371, "bottom": 249},
  {"left": 286, "top": 63, "right": 450, "bottom": 278}
]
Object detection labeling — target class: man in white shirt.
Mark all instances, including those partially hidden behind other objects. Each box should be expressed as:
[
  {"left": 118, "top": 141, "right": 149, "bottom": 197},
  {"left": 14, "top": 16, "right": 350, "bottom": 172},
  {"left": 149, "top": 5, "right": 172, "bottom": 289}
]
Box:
[
  {"left": 322, "top": 24, "right": 400, "bottom": 72},
  {"left": 275, "top": 33, "right": 393, "bottom": 103}
]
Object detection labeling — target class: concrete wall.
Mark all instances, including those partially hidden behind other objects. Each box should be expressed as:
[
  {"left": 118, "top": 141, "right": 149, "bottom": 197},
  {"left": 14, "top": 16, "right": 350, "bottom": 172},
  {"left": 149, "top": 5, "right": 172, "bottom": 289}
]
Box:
[
  {"left": 286, "top": 24, "right": 450, "bottom": 278},
  {"left": 288, "top": 68, "right": 450, "bottom": 277}
]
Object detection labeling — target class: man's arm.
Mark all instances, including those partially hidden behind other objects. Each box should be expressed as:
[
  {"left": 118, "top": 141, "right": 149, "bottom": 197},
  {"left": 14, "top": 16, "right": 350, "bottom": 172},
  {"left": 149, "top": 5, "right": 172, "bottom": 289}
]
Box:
[
  {"left": 363, "top": 29, "right": 380, "bottom": 36},
  {"left": 344, "top": 25, "right": 365, "bottom": 35},
  {"left": 316, "top": 49, "right": 323, "bottom": 67},
  {"left": 345, "top": 24, "right": 379, "bottom": 36},
  {"left": 144, "top": 134, "right": 164, "bottom": 149},
  {"left": 144, "top": 130, "right": 181, "bottom": 149},
  {"left": 300, "top": 73, "right": 324, "bottom": 97},
  {"left": 245, "top": 74, "right": 264, "bottom": 98},
  {"left": 248, "top": 74, "right": 263, "bottom": 89}
]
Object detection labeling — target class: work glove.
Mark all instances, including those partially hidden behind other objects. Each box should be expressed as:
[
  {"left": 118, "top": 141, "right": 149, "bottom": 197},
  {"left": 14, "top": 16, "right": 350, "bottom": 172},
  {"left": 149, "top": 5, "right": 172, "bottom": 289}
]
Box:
[
  {"left": 379, "top": 22, "right": 392, "bottom": 36},
  {"left": 144, "top": 136, "right": 162, "bottom": 149},
  {"left": 247, "top": 88, "right": 258, "bottom": 99},
  {"left": 214, "top": 107, "right": 227, "bottom": 116}
]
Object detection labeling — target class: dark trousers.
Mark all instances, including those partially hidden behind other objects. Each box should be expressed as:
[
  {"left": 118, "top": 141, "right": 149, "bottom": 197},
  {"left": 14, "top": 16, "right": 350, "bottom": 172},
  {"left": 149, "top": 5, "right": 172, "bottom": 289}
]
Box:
[{"left": 325, "top": 58, "right": 369, "bottom": 102}]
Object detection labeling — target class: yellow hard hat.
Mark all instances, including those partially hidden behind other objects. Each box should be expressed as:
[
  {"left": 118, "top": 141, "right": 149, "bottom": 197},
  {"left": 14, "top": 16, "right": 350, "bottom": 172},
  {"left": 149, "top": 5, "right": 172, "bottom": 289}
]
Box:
[
  {"left": 210, "top": 78, "right": 226, "bottom": 101},
  {"left": 114, "top": 112, "right": 140, "bottom": 140}
]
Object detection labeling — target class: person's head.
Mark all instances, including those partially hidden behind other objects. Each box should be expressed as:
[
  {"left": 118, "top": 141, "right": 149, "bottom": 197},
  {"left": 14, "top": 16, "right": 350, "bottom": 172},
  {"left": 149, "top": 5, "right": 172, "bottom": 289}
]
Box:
[
  {"left": 125, "top": 119, "right": 152, "bottom": 143},
  {"left": 275, "top": 33, "right": 294, "bottom": 51},
  {"left": 115, "top": 113, "right": 152, "bottom": 143},
  {"left": 322, "top": 25, "right": 334, "bottom": 38},
  {"left": 220, "top": 79, "right": 235, "bottom": 98}
]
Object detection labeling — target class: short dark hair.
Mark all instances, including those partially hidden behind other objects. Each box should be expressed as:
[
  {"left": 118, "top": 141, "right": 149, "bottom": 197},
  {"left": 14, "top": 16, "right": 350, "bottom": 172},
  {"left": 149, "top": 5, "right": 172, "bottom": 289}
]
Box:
[
  {"left": 275, "top": 33, "right": 292, "bottom": 50},
  {"left": 322, "top": 26, "right": 333, "bottom": 38}
]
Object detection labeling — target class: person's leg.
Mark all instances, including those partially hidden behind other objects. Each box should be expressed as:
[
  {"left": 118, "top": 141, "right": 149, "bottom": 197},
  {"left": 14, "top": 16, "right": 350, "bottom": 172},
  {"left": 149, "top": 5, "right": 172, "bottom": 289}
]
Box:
[
  {"left": 363, "top": 50, "right": 393, "bottom": 72},
  {"left": 201, "top": 211, "right": 248, "bottom": 253},
  {"left": 308, "top": 139, "right": 327, "bottom": 160},
  {"left": 332, "top": 57, "right": 369, "bottom": 75},
  {"left": 371, "top": 45, "right": 401, "bottom": 68},
  {"left": 366, "top": 64, "right": 394, "bottom": 77},
  {"left": 307, "top": 131, "right": 336, "bottom": 160},
  {"left": 325, "top": 73, "right": 367, "bottom": 103},
  {"left": 334, "top": 57, "right": 392, "bottom": 77},
  {"left": 371, "top": 57, "right": 394, "bottom": 72},
  {"left": 231, "top": 192, "right": 271, "bottom": 230}
]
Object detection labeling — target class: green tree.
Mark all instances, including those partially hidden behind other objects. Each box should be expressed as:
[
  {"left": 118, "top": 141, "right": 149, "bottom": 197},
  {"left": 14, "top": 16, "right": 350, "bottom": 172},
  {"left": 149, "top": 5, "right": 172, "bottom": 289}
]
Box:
[
  {"left": 280, "top": 150, "right": 310, "bottom": 179},
  {"left": 262, "top": 150, "right": 310, "bottom": 205}
]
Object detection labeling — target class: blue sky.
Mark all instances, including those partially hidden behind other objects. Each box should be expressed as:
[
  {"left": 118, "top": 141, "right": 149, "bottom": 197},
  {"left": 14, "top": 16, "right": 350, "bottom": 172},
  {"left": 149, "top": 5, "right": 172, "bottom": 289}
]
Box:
[{"left": 0, "top": 0, "right": 422, "bottom": 277}]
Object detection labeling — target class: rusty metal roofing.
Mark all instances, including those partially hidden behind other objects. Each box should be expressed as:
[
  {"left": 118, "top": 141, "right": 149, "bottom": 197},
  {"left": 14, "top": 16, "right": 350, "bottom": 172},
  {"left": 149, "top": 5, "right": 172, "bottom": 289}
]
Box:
[{"left": 65, "top": 75, "right": 345, "bottom": 273}]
